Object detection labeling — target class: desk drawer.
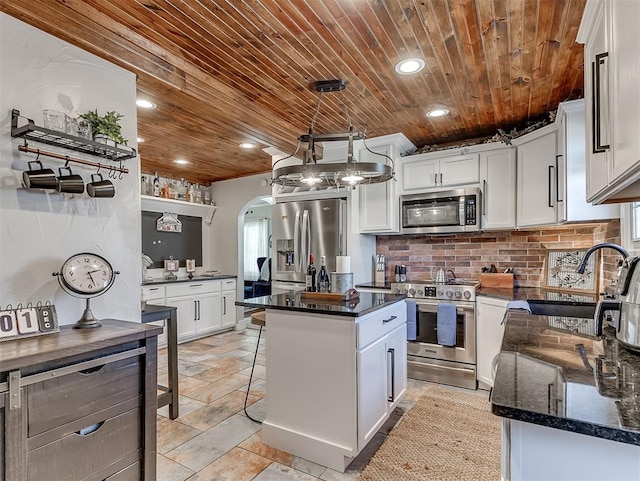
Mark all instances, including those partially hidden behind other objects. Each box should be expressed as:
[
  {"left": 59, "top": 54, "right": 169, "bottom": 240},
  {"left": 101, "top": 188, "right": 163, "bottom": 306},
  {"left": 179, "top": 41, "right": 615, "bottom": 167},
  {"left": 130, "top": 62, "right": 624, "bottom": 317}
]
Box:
[
  {"left": 357, "top": 302, "right": 406, "bottom": 349},
  {"left": 27, "top": 355, "right": 141, "bottom": 437},
  {"left": 27, "top": 408, "right": 141, "bottom": 481},
  {"left": 105, "top": 460, "right": 141, "bottom": 480},
  {"left": 166, "top": 281, "right": 220, "bottom": 297}
]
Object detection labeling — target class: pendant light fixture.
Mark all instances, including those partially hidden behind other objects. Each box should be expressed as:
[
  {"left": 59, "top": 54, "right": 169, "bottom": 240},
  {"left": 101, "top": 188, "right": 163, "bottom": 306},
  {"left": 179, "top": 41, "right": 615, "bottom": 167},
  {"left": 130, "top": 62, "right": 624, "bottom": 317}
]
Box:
[{"left": 271, "top": 80, "right": 394, "bottom": 188}]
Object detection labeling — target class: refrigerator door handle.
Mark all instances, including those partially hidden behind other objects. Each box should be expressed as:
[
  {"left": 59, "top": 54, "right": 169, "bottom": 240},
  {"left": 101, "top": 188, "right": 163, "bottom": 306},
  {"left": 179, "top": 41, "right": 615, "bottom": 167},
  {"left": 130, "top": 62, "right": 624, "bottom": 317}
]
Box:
[
  {"left": 294, "top": 210, "right": 301, "bottom": 273},
  {"left": 302, "top": 209, "right": 310, "bottom": 269}
]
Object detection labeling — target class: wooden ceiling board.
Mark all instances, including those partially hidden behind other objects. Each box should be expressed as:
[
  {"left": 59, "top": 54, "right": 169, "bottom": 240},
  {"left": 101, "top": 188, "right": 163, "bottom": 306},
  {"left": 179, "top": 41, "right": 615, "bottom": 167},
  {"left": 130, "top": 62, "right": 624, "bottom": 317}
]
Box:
[{"left": 1, "top": 0, "right": 587, "bottom": 184}]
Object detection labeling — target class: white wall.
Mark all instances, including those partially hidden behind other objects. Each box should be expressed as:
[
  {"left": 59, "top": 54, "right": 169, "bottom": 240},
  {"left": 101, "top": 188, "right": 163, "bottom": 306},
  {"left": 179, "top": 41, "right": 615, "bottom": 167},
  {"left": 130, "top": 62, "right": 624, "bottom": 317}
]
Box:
[{"left": 0, "top": 14, "right": 141, "bottom": 325}]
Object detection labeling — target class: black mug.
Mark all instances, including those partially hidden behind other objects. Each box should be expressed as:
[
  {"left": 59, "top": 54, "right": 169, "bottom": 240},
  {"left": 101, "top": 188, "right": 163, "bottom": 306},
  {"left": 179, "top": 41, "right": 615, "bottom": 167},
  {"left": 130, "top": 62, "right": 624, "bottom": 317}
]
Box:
[
  {"left": 22, "top": 160, "right": 57, "bottom": 189},
  {"left": 56, "top": 166, "right": 85, "bottom": 194},
  {"left": 87, "top": 173, "right": 115, "bottom": 198}
]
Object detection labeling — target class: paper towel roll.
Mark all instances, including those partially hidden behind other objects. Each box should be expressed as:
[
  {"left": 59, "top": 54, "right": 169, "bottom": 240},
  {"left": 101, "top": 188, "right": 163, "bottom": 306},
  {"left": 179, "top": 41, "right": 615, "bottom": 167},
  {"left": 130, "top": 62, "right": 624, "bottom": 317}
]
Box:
[{"left": 336, "top": 256, "right": 351, "bottom": 273}]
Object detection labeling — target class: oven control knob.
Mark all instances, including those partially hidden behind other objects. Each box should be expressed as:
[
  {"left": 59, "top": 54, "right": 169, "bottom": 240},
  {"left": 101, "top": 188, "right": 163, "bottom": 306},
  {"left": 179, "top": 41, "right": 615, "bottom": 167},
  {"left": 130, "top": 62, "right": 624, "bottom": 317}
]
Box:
[
  {"left": 438, "top": 289, "right": 445, "bottom": 296},
  {"left": 463, "top": 290, "right": 471, "bottom": 299},
  {"left": 409, "top": 288, "right": 416, "bottom": 296},
  {"left": 446, "top": 290, "right": 453, "bottom": 298},
  {"left": 417, "top": 289, "right": 423, "bottom": 296},
  {"left": 454, "top": 291, "right": 462, "bottom": 299}
]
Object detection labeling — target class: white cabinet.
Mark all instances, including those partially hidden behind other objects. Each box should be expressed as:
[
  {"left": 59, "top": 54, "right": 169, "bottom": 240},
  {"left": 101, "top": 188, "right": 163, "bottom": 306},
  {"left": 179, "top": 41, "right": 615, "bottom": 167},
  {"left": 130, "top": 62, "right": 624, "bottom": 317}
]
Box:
[
  {"left": 221, "top": 278, "right": 237, "bottom": 328},
  {"left": 401, "top": 152, "right": 479, "bottom": 192},
  {"left": 476, "top": 296, "right": 508, "bottom": 389},
  {"left": 141, "top": 285, "right": 168, "bottom": 348},
  {"left": 164, "top": 280, "right": 223, "bottom": 342},
  {"left": 358, "top": 133, "right": 415, "bottom": 234},
  {"left": 263, "top": 300, "right": 407, "bottom": 472},
  {"left": 515, "top": 125, "right": 559, "bottom": 227},
  {"left": 577, "top": 0, "right": 640, "bottom": 204},
  {"left": 480, "top": 146, "right": 517, "bottom": 230},
  {"left": 556, "top": 100, "right": 619, "bottom": 222}
]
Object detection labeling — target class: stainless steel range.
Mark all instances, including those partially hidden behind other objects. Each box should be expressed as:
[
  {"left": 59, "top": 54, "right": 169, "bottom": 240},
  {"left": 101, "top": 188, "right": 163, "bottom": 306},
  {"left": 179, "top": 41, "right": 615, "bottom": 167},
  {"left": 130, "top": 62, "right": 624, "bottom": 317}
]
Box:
[{"left": 392, "top": 280, "right": 478, "bottom": 390}]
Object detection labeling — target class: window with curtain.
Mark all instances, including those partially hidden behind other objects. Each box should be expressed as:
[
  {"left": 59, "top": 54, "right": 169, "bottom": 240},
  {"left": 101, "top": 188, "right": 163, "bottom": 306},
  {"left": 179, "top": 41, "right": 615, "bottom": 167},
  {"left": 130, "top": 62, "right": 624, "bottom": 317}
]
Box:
[{"left": 244, "top": 217, "right": 270, "bottom": 281}]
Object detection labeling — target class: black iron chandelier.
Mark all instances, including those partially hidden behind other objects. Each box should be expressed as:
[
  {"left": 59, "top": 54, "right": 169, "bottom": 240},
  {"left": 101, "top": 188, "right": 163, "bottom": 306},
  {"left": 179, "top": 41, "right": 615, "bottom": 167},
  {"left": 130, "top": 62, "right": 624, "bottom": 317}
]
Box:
[{"left": 271, "top": 80, "right": 394, "bottom": 188}]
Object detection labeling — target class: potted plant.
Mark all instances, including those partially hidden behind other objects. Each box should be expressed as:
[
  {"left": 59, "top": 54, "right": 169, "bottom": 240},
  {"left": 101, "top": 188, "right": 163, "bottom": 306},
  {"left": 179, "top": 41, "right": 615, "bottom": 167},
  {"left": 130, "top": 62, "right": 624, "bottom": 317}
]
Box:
[{"left": 79, "top": 109, "right": 128, "bottom": 145}]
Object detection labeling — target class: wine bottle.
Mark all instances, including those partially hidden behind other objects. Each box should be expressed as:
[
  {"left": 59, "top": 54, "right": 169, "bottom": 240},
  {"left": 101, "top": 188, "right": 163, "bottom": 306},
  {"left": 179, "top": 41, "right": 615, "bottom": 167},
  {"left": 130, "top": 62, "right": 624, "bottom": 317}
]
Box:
[
  {"left": 306, "top": 254, "right": 317, "bottom": 292},
  {"left": 317, "top": 255, "right": 329, "bottom": 292},
  {"left": 152, "top": 171, "right": 161, "bottom": 197}
]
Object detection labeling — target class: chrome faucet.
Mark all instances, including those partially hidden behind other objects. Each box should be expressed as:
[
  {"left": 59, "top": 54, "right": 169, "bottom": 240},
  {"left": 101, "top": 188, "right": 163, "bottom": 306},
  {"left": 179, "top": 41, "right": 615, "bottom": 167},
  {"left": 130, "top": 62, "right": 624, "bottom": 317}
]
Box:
[{"left": 576, "top": 243, "right": 628, "bottom": 274}]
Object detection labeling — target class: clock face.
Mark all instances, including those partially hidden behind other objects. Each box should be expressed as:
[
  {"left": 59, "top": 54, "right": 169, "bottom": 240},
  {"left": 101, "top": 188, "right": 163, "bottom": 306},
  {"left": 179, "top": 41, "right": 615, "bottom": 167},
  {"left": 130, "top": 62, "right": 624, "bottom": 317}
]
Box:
[{"left": 60, "top": 253, "right": 115, "bottom": 297}]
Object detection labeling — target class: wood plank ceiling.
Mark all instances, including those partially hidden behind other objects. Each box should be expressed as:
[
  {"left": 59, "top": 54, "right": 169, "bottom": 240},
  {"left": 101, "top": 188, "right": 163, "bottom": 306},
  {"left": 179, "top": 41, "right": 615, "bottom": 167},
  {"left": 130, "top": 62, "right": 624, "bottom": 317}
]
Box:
[{"left": 1, "top": 0, "right": 586, "bottom": 185}]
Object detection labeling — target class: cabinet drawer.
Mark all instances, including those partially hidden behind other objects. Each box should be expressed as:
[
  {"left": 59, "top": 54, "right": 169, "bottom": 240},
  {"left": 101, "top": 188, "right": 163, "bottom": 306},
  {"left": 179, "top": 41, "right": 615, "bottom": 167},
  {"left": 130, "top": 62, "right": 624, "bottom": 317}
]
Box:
[
  {"left": 27, "top": 356, "right": 141, "bottom": 436},
  {"left": 27, "top": 408, "right": 141, "bottom": 481},
  {"left": 142, "top": 285, "right": 165, "bottom": 300},
  {"left": 105, "top": 460, "right": 142, "bottom": 480},
  {"left": 166, "top": 280, "right": 220, "bottom": 297},
  {"left": 357, "top": 302, "right": 406, "bottom": 349},
  {"left": 221, "top": 278, "right": 236, "bottom": 290}
]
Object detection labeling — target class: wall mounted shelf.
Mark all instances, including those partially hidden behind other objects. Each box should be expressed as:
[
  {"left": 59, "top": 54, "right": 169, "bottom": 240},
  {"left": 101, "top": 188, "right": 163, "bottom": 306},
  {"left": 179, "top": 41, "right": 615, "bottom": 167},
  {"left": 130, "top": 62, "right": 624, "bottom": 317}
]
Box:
[{"left": 11, "top": 109, "right": 137, "bottom": 162}]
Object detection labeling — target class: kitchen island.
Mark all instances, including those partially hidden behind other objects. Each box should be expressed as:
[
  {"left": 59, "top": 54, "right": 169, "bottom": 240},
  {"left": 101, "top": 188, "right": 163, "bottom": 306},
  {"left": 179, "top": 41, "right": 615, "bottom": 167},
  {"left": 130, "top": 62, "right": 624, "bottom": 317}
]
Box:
[
  {"left": 491, "top": 309, "right": 640, "bottom": 480},
  {"left": 237, "top": 292, "right": 407, "bottom": 472}
]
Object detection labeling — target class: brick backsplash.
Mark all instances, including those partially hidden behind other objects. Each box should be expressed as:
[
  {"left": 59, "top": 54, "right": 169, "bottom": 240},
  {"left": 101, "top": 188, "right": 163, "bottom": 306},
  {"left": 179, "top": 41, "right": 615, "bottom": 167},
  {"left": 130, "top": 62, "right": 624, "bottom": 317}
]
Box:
[{"left": 376, "top": 220, "right": 621, "bottom": 292}]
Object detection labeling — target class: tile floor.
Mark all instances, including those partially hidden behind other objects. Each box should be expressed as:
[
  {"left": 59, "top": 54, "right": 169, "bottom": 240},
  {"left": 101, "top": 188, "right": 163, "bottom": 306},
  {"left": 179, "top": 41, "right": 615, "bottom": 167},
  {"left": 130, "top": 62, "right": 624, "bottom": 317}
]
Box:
[{"left": 156, "top": 323, "right": 486, "bottom": 480}]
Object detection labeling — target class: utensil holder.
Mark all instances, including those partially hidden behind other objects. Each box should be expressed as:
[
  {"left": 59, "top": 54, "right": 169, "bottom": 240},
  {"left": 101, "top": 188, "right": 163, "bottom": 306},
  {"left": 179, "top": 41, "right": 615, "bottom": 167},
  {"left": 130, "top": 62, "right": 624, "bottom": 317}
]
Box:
[{"left": 330, "top": 272, "right": 353, "bottom": 293}]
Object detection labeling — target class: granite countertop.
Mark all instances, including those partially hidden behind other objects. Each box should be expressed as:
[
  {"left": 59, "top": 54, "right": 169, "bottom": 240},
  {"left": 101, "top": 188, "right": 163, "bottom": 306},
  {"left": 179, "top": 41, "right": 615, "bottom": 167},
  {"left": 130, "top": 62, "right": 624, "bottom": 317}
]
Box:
[
  {"left": 355, "top": 282, "right": 393, "bottom": 290},
  {"left": 142, "top": 274, "right": 236, "bottom": 286},
  {"left": 491, "top": 309, "right": 640, "bottom": 446},
  {"left": 236, "top": 291, "right": 406, "bottom": 317},
  {"left": 478, "top": 286, "right": 600, "bottom": 303}
]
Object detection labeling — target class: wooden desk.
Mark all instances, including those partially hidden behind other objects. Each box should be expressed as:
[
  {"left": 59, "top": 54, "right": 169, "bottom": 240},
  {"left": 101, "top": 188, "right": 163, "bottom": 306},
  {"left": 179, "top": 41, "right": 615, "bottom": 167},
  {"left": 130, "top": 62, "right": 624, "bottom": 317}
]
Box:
[{"left": 141, "top": 305, "right": 179, "bottom": 419}]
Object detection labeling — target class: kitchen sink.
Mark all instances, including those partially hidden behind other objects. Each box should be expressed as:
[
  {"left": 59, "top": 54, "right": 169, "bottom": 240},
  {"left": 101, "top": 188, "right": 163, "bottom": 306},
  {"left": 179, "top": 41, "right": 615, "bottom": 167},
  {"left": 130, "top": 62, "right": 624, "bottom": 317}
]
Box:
[{"left": 527, "top": 300, "right": 597, "bottom": 319}]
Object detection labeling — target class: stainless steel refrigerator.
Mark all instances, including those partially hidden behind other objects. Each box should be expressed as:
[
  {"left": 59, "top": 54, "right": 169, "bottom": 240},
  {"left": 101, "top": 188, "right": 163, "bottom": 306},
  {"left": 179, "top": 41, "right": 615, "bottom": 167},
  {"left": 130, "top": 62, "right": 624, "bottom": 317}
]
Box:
[{"left": 272, "top": 198, "right": 347, "bottom": 290}]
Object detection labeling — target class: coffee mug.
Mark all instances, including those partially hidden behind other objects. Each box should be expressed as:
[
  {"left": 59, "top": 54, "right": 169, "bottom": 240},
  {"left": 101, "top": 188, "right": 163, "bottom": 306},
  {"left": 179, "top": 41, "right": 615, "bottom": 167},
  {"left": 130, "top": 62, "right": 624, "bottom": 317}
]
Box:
[
  {"left": 56, "top": 166, "right": 85, "bottom": 194},
  {"left": 22, "top": 160, "right": 57, "bottom": 189},
  {"left": 87, "top": 173, "right": 115, "bottom": 198}
]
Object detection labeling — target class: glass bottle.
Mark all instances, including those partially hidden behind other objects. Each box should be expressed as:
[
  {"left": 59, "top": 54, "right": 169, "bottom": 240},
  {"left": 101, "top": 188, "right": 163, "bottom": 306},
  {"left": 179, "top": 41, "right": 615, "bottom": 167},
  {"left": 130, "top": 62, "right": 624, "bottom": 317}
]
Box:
[
  {"left": 168, "top": 180, "right": 176, "bottom": 200},
  {"left": 141, "top": 175, "right": 148, "bottom": 196},
  {"left": 203, "top": 185, "right": 211, "bottom": 205},
  {"left": 178, "top": 178, "right": 186, "bottom": 200},
  {"left": 317, "top": 255, "right": 330, "bottom": 292},
  {"left": 194, "top": 183, "right": 203, "bottom": 204},
  {"left": 188, "top": 183, "right": 196, "bottom": 203},
  {"left": 306, "top": 254, "right": 317, "bottom": 292},
  {"left": 153, "top": 172, "right": 161, "bottom": 197}
]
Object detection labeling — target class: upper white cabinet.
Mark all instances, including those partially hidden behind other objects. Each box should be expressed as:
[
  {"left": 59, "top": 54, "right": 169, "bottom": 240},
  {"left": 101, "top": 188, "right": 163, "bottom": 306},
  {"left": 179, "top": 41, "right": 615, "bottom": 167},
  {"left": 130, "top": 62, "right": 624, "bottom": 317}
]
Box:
[
  {"left": 480, "top": 146, "right": 516, "bottom": 230},
  {"left": 556, "top": 100, "right": 619, "bottom": 222},
  {"left": 515, "top": 124, "right": 559, "bottom": 227},
  {"left": 358, "top": 133, "right": 415, "bottom": 234},
  {"left": 577, "top": 0, "right": 640, "bottom": 204},
  {"left": 401, "top": 152, "right": 479, "bottom": 192}
]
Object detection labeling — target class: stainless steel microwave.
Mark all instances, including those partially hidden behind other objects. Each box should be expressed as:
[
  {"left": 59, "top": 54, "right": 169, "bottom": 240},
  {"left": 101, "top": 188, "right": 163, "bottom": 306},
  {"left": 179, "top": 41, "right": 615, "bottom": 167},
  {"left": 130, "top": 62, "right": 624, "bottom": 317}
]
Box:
[{"left": 400, "top": 188, "right": 482, "bottom": 234}]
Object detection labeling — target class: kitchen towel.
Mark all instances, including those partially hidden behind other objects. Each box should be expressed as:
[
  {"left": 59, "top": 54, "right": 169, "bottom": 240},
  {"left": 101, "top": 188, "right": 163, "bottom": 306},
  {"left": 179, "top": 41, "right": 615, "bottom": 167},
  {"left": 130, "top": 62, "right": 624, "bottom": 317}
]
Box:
[
  {"left": 406, "top": 300, "right": 417, "bottom": 341},
  {"left": 437, "top": 302, "right": 457, "bottom": 346}
]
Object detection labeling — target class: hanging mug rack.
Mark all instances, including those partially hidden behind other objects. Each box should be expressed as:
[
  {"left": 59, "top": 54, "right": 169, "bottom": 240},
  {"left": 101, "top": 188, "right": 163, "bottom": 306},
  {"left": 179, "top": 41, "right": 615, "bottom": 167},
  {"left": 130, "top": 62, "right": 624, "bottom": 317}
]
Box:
[{"left": 18, "top": 145, "right": 129, "bottom": 175}]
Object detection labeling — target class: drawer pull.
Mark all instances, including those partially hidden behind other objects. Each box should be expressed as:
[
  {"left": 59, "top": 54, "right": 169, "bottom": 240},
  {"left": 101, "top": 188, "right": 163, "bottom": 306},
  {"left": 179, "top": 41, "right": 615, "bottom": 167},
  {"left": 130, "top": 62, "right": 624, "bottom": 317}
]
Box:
[
  {"left": 75, "top": 421, "right": 104, "bottom": 436},
  {"left": 149, "top": 287, "right": 160, "bottom": 291},
  {"left": 382, "top": 315, "right": 397, "bottom": 323},
  {"left": 190, "top": 284, "right": 204, "bottom": 287},
  {"left": 79, "top": 365, "right": 105, "bottom": 375}
]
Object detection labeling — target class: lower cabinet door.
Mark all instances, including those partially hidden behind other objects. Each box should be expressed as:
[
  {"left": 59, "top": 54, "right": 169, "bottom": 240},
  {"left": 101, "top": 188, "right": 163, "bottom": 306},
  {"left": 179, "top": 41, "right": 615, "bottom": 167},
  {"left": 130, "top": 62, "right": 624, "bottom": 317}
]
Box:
[
  {"left": 197, "top": 292, "right": 222, "bottom": 336},
  {"left": 386, "top": 324, "right": 408, "bottom": 411},
  {"left": 221, "top": 289, "right": 237, "bottom": 328},
  {"left": 357, "top": 336, "right": 388, "bottom": 449},
  {"left": 165, "top": 296, "right": 197, "bottom": 340}
]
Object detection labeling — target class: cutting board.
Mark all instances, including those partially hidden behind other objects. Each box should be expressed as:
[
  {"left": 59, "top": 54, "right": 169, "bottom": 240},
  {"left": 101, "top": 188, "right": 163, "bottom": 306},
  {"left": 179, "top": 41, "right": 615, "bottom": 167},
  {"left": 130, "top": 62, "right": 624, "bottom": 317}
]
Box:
[{"left": 479, "top": 273, "right": 514, "bottom": 288}]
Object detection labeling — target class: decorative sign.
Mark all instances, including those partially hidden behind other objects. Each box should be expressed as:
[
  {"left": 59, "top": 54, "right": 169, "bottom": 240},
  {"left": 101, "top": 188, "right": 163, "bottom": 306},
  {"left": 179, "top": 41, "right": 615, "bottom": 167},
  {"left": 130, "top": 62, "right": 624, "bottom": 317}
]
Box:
[
  {"left": 544, "top": 249, "right": 598, "bottom": 292},
  {"left": 156, "top": 212, "right": 182, "bottom": 232},
  {"left": 0, "top": 303, "right": 59, "bottom": 341}
]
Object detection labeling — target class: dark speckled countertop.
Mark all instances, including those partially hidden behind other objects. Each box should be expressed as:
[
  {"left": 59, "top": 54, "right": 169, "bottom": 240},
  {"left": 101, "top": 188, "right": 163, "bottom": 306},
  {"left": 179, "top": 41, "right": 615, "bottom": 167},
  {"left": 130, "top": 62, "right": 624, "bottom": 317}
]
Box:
[
  {"left": 491, "top": 309, "right": 640, "bottom": 446},
  {"left": 236, "top": 291, "right": 406, "bottom": 317},
  {"left": 142, "top": 274, "right": 236, "bottom": 286}
]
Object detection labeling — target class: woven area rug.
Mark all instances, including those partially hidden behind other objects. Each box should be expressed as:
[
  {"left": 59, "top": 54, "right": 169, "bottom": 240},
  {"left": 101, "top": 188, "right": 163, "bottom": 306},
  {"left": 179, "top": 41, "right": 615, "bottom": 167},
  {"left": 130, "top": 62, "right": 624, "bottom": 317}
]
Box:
[{"left": 359, "top": 387, "right": 501, "bottom": 481}]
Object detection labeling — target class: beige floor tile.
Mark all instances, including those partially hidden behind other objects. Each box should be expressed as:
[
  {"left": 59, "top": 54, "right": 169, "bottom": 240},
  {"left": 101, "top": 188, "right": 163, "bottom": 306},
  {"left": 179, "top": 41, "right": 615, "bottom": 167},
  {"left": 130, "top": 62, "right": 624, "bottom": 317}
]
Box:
[
  {"left": 164, "top": 414, "right": 261, "bottom": 472},
  {"left": 158, "top": 394, "right": 206, "bottom": 418},
  {"left": 177, "top": 390, "right": 259, "bottom": 431},
  {"left": 157, "top": 454, "right": 195, "bottom": 481},
  {"left": 186, "top": 372, "right": 251, "bottom": 403},
  {"left": 239, "top": 363, "right": 267, "bottom": 380},
  {"left": 177, "top": 359, "right": 212, "bottom": 376},
  {"left": 157, "top": 416, "right": 202, "bottom": 454},
  {"left": 177, "top": 375, "right": 210, "bottom": 395},
  {"left": 193, "top": 358, "right": 252, "bottom": 383},
  {"left": 189, "top": 447, "right": 273, "bottom": 481},
  {"left": 253, "top": 462, "right": 319, "bottom": 481}
]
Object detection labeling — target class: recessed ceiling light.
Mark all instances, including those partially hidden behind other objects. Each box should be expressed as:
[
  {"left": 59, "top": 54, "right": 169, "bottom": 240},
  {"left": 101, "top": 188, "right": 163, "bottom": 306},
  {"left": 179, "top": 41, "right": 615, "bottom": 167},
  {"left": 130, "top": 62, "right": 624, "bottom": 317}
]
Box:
[
  {"left": 173, "top": 159, "right": 189, "bottom": 165},
  {"left": 137, "top": 136, "right": 145, "bottom": 143},
  {"left": 239, "top": 142, "right": 257, "bottom": 149},
  {"left": 395, "top": 58, "right": 425, "bottom": 75},
  {"left": 136, "top": 99, "right": 157, "bottom": 109},
  {"left": 426, "top": 108, "right": 450, "bottom": 118}
]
